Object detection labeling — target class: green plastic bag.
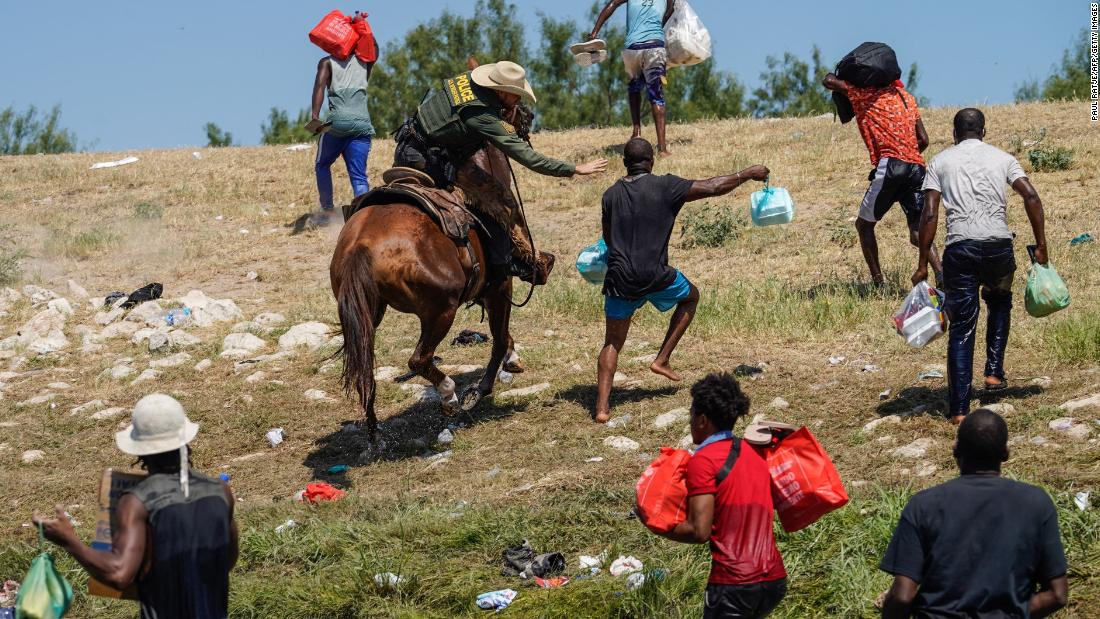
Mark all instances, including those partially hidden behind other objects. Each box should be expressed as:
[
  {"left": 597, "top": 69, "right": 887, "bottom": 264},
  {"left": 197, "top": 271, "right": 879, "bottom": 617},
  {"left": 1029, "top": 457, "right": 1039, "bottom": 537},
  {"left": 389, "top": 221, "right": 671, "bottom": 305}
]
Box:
[
  {"left": 15, "top": 524, "right": 73, "bottom": 619},
  {"left": 1025, "top": 261, "right": 1070, "bottom": 318}
]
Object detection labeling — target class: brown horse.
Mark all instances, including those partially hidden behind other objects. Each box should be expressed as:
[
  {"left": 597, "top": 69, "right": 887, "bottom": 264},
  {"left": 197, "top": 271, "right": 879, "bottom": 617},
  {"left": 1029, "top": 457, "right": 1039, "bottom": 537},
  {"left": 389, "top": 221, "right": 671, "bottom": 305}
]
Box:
[{"left": 330, "top": 145, "right": 525, "bottom": 440}]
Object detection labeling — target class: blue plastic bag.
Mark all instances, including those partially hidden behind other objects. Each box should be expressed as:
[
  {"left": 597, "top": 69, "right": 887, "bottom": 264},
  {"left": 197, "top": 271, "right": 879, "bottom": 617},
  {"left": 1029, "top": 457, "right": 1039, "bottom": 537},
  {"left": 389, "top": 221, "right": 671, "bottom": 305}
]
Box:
[
  {"left": 749, "top": 181, "right": 795, "bottom": 227},
  {"left": 576, "top": 239, "right": 608, "bottom": 285}
]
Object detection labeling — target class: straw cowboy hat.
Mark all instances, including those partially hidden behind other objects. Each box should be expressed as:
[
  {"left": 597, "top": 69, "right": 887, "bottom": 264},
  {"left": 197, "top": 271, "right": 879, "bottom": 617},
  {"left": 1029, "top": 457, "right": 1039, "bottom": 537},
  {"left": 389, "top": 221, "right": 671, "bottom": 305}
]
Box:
[
  {"left": 115, "top": 393, "right": 199, "bottom": 456},
  {"left": 471, "top": 61, "right": 537, "bottom": 103}
]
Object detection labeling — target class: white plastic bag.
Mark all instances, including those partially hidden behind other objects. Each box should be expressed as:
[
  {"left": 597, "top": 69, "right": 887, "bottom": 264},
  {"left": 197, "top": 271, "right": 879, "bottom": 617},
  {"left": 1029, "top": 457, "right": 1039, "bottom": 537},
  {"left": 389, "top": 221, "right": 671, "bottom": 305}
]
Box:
[
  {"left": 664, "top": 0, "right": 712, "bottom": 67},
  {"left": 892, "top": 282, "right": 947, "bottom": 348}
]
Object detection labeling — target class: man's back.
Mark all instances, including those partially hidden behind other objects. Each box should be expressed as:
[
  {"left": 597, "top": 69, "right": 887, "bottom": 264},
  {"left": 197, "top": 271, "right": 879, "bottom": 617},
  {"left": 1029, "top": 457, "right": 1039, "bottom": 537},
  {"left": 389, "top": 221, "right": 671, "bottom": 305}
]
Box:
[
  {"left": 925, "top": 140, "right": 1026, "bottom": 246},
  {"left": 881, "top": 475, "right": 1067, "bottom": 617},
  {"left": 128, "top": 472, "right": 233, "bottom": 619},
  {"left": 847, "top": 85, "right": 923, "bottom": 166}
]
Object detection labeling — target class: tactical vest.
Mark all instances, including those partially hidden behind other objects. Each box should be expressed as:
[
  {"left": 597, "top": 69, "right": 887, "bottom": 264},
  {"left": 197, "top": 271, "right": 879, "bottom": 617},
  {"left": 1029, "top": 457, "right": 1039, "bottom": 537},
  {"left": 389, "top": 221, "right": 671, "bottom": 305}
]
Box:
[{"left": 416, "top": 72, "right": 499, "bottom": 149}]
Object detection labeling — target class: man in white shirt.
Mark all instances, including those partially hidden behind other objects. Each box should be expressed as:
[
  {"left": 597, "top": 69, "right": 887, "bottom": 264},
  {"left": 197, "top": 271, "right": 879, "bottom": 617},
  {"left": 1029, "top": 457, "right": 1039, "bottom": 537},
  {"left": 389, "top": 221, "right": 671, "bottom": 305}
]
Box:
[{"left": 911, "top": 108, "right": 1049, "bottom": 424}]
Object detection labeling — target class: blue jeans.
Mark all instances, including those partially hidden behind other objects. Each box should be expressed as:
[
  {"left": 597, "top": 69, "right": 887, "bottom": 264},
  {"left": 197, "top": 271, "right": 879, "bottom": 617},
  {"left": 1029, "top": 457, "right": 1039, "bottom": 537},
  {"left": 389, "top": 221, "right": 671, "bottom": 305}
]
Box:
[
  {"left": 316, "top": 133, "right": 372, "bottom": 209},
  {"left": 942, "top": 240, "right": 1016, "bottom": 416}
]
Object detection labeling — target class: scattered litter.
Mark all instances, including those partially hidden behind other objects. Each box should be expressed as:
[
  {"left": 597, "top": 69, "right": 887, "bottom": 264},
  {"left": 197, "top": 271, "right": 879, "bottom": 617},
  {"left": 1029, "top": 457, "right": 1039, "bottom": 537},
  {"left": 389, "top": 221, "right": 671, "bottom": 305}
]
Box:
[
  {"left": 878, "top": 389, "right": 891, "bottom": 400},
  {"left": 239, "top": 229, "right": 249, "bottom": 235},
  {"left": 585, "top": 457, "right": 604, "bottom": 463},
  {"left": 609, "top": 555, "right": 643, "bottom": 577},
  {"left": 733, "top": 364, "right": 764, "bottom": 378},
  {"left": 1070, "top": 233, "right": 1094, "bottom": 246},
  {"left": 579, "top": 554, "right": 605, "bottom": 571},
  {"left": 215, "top": 215, "right": 224, "bottom": 221},
  {"left": 219, "top": 472, "right": 231, "bottom": 482},
  {"left": 90, "top": 155, "right": 139, "bottom": 170},
  {"left": 265, "top": 428, "right": 285, "bottom": 447},
  {"left": 626, "top": 572, "right": 646, "bottom": 590},
  {"left": 373, "top": 572, "right": 406, "bottom": 589},
  {"left": 274, "top": 519, "right": 297, "bottom": 534},
  {"left": 535, "top": 576, "right": 570, "bottom": 589},
  {"left": 918, "top": 369, "right": 944, "bottom": 380},
  {"left": 497, "top": 370, "right": 514, "bottom": 384},
  {"left": 437, "top": 429, "right": 455, "bottom": 445},
  {"left": 476, "top": 589, "right": 517, "bottom": 611},
  {"left": 191, "top": 151, "right": 202, "bottom": 160},
  {"left": 163, "top": 307, "right": 191, "bottom": 327},
  {"left": 606, "top": 414, "right": 633, "bottom": 428},
  {"left": 118, "top": 283, "right": 163, "bottom": 309},
  {"left": 300, "top": 482, "right": 345, "bottom": 503},
  {"left": 501, "top": 540, "right": 565, "bottom": 579},
  {"left": 327, "top": 464, "right": 349, "bottom": 475},
  {"left": 285, "top": 144, "right": 312, "bottom": 152},
  {"left": 828, "top": 356, "right": 845, "bottom": 366},
  {"left": 1074, "top": 492, "right": 1090, "bottom": 511},
  {"left": 452, "top": 330, "right": 489, "bottom": 346}
]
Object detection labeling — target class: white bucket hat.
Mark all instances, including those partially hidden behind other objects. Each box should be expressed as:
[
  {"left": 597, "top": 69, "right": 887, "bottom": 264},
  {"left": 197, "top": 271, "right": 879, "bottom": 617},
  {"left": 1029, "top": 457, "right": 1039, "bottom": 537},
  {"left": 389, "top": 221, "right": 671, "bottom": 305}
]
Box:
[
  {"left": 115, "top": 394, "right": 199, "bottom": 456},
  {"left": 471, "top": 61, "right": 537, "bottom": 103}
]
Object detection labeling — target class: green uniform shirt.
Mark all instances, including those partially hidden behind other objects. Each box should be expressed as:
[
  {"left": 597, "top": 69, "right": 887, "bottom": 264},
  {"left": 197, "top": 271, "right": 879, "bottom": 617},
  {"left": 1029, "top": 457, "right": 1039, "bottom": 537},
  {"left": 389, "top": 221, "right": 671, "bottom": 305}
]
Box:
[{"left": 416, "top": 72, "right": 576, "bottom": 177}]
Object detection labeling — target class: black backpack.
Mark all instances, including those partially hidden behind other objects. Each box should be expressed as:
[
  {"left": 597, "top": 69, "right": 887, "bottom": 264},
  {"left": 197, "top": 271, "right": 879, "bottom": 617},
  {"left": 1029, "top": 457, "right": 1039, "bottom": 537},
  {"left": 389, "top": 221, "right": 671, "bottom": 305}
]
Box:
[{"left": 832, "top": 42, "right": 902, "bottom": 124}]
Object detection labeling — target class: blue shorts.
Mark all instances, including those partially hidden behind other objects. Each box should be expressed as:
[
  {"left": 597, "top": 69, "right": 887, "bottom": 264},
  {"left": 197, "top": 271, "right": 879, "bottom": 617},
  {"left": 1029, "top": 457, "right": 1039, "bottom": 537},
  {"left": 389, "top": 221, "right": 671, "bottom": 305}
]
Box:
[{"left": 605, "top": 271, "right": 692, "bottom": 320}]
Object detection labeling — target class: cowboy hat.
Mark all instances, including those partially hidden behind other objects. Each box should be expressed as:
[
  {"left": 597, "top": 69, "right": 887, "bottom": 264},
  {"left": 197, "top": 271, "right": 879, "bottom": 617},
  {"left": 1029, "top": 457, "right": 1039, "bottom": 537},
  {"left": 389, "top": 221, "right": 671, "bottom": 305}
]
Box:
[
  {"left": 115, "top": 393, "right": 199, "bottom": 456},
  {"left": 471, "top": 61, "right": 537, "bottom": 103}
]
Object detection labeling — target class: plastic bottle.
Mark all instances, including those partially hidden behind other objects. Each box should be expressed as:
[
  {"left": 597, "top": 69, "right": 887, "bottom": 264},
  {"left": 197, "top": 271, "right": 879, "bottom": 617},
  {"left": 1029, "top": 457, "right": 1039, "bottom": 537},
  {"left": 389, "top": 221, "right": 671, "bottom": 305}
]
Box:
[{"left": 163, "top": 307, "right": 192, "bottom": 327}]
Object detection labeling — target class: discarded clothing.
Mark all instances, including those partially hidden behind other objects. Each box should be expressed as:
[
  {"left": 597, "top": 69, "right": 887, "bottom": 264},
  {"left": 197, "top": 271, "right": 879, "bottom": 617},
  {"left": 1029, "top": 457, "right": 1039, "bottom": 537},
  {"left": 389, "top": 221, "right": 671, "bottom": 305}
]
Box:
[
  {"left": 733, "top": 364, "right": 763, "bottom": 378},
  {"left": 476, "top": 589, "right": 517, "bottom": 611},
  {"left": 121, "top": 283, "right": 164, "bottom": 309},
  {"left": 534, "top": 576, "right": 570, "bottom": 589},
  {"left": 501, "top": 540, "right": 565, "bottom": 579},
  {"left": 609, "top": 555, "right": 644, "bottom": 577},
  {"left": 300, "top": 482, "right": 346, "bottom": 503},
  {"left": 452, "top": 330, "right": 490, "bottom": 346},
  {"left": 1070, "top": 233, "right": 1094, "bottom": 246}
]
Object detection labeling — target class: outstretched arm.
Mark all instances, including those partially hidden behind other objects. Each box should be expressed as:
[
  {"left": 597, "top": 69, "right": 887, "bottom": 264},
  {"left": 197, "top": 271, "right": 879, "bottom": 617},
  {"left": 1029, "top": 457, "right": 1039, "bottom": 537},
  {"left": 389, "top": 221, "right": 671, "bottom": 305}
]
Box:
[
  {"left": 822, "top": 72, "right": 851, "bottom": 94},
  {"left": 911, "top": 190, "right": 941, "bottom": 284},
  {"left": 1012, "top": 177, "right": 1048, "bottom": 265},
  {"left": 589, "top": 0, "right": 627, "bottom": 40},
  {"left": 311, "top": 57, "right": 331, "bottom": 122},
  {"left": 686, "top": 165, "right": 770, "bottom": 202},
  {"left": 34, "top": 499, "right": 148, "bottom": 591}
]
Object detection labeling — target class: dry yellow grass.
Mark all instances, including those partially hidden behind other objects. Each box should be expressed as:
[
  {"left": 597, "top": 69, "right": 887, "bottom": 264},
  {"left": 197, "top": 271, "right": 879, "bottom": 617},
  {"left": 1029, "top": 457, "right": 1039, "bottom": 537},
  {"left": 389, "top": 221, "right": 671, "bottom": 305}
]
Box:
[{"left": 0, "top": 101, "right": 1098, "bottom": 617}]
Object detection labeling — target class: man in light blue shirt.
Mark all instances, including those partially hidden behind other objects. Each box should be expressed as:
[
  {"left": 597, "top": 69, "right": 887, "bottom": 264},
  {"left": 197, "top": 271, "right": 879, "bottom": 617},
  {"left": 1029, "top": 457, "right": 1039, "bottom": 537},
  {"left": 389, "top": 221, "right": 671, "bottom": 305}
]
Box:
[{"left": 590, "top": 0, "right": 677, "bottom": 156}]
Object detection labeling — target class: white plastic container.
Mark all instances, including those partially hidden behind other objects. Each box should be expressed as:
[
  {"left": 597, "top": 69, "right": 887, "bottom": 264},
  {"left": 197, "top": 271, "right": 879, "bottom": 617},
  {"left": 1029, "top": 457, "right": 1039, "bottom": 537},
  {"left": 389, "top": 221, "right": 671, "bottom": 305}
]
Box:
[
  {"left": 901, "top": 306, "right": 944, "bottom": 348},
  {"left": 750, "top": 186, "right": 795, "bottom": 227}
]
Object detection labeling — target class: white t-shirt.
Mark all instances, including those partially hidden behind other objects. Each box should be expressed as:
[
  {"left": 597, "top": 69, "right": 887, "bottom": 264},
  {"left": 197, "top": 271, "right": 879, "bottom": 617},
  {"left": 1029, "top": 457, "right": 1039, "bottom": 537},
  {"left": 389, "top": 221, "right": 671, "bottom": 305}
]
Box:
[{"left": 922, "top": 139, "right": 1028, "bottom": 246}]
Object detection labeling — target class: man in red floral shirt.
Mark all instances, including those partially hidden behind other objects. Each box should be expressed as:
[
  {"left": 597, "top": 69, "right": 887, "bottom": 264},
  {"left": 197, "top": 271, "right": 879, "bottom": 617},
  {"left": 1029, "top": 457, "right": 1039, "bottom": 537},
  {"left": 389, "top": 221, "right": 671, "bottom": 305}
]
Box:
[{"left": 823, "top": 73, "right": 943, "bottom": 286}]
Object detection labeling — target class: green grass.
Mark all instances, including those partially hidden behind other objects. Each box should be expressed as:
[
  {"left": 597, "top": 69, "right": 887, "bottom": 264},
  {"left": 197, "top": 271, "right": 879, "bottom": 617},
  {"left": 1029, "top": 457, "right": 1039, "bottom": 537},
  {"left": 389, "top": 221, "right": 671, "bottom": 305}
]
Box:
[
  {"left": 133, "top": 202, "right": 164, "bottom": 219},
  {"left": 47, "top": 228, "right": 120, "bottom": 260},
  {"left": 1047, "top": 310, "right": 1100, "bottom": 363},
  {"left": 679, "top": 203, "right": 746, "bottom": 249},
  {"left": 0, "top": 244, "right": 23, "bottom": 286}
]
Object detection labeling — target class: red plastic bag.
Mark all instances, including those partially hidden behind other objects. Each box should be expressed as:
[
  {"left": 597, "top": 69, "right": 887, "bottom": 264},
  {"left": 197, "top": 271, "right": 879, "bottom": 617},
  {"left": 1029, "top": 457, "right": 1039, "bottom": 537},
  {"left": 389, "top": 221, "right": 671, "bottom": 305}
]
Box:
[
  {"left": 351, "top": 13, "right": 378, "bottom": 64},
  {"left": 766, "top": 427, "right": 848, "bottom": 532},
  {"left": 635, "top": 447, "right": 692, "bottom": 534},
  {"left": 309, "top": 10, "right": 357, "bottom": 60},
  {"left": 301, "top": 482, "right": 346, "bottom": 504}
]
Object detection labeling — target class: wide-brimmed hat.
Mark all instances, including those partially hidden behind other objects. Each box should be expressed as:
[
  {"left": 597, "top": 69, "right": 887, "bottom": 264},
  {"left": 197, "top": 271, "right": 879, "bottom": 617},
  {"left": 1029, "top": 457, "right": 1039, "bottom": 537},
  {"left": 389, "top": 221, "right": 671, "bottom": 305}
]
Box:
[
  {"left": 115, "top": 394, "right": 199, "bottom": 456},
  {"left": 471, "top": 61, "right": 537, "bottom": 103}
]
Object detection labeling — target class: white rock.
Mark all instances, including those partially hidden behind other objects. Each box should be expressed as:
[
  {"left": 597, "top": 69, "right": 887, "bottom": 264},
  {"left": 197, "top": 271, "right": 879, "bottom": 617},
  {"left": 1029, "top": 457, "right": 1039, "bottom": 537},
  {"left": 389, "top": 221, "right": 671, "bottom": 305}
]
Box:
[
  {"left": 89, "top": 297, "right": 105, "bottom": 310},
  {"left": 47, "top": 298, "right": 74, "bottom": 317},
  {"left": 680, "top": 434, "right": 697, "bottom": 449},
  {"left": 1060, "top": 393, "right": 1100, "bottom": 412},
  {"left": 95, "top": 307, "right": 125, "bottom": 326},
  {"left": 21, "top": 449, "right": 45, "bottom": 464},
  {"left": 27, "top": 330, "right": 69, "bottom": 355},
  {"left": 223, "top": 333, "right": 267, "bottom": 354},
  {"left": 653, "top": 407, "right": 689, "bottom": 429},
  {"left": 1030, "top": 376, "right": 1053, "bottom": 389},
  {"left": 131, "top": 368, "right": 159, "bottom": 385},
  {"left": 982, "top": 403, "right": 1015, "bottom": 416},
  {"left": 91, "top": 407, "right": 126, "bottom": 421},
  {"left": 18, "top": 308, "right": 66, "bottom": 341},
  {"left": 607, "top": 414, "right": 633, "bottom": 428},
  {"left": 101, "top": 321, "right": 140, "bottom": 339},
  {"left": 437, "top": 429, "right": 455, "bottom": 445},
  {"left": 231, "top": 321, "right": 256, "bottom": 334},
  {"left": 373, "top": 366, "right": 401, "bottom": 381},
  {"left": 303, "top": 389, "right": 330, "bottom": 401},
  {"left": 915, "top": 462, "right": 939, "bottom": 477},
  {"left": 278, "top": 322, "right": 331, "bottom": 351},
  {"left": 47, "top": 382, "right": 72, "bottom": 390},
  {"left": 630, "top": 353, "right": 658, "bottom": 365},
  {"left": 167, "top": 330, "right": 201, "bottom": 348},
  {"left": 70, "top": 400, "right": 106, "bottom": 416},
  {"left": 22, "top": 285, "right": 57, "bottom": 305},
  {"left": 253, "top": 312, "right": 286, "bottom": 328},
  {"left": 1049, "top": 417, "right": 1091, "bottom": 440},
  {"left": 891, "top": 438, "right": 935, "bottom": 459},
  {"left": 147, "top": 331, "right": 171, "bottom": 352},
  {"left": 125, "top": 301, "right": 164, "bottom": 326},
  {"left": 244, "top": 371, "right": 267, "bottom": 384},
  {"left": 0, "top": 287, "right": 20, "bottom": 303},
  {"left": 769, "top": 397, "right": 790, "bottom": 409},
  {"left": 603, "top": 435, "right": 640, "bottom": 451},
  {"left": 828, "top": 356, "right": 845, "bottom": 366},
  {"left": 178, "top": 290, "right": 243, "bottom": 326},
  {"left": 612, "top": 371, "right": 629, "bottom": 385},
  {"left": 101, "top": 364, "right": 135, "bottom": 380},
  {"left": 498, "top": 382, "right": 552, "bottom": 398},
  {"left": 325, "top": 335, "right": 344, "bottom": 349},
  {"left": 194, "top": 359, "right": 212, "bottom": 372},
  {"left": 18, "top": 392, "right": 57, "bottom": 406},
  {"left": 67, "top": 280, "right": 89, "bottom": 299},
  {"left": 149, "top": 352, "right": 192, "bottom": 368},
  {"left": 862, "top": 415, "right": 902, "bottom": 433},
  {"left": 131, "top": 327, "right": 158, "bottom": 345}
]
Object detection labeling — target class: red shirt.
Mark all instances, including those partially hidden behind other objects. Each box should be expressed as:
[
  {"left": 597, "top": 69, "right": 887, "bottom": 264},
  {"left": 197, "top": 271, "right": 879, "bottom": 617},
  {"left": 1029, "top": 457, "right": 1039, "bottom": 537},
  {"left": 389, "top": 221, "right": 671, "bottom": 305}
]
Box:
[
  {"left": 686, "top": 438, "right": 787, "bottom": 585},
  {"left": 847, "top": 85, "right": 924, "bottom": 167}
]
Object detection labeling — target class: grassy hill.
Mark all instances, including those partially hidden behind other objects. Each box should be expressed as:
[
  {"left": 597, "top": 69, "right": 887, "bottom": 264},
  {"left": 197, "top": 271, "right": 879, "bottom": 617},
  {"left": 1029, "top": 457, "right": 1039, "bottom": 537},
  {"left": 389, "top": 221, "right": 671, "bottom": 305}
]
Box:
[{"left": 0, "top": 101, "right": 1097, "bottom": 617}]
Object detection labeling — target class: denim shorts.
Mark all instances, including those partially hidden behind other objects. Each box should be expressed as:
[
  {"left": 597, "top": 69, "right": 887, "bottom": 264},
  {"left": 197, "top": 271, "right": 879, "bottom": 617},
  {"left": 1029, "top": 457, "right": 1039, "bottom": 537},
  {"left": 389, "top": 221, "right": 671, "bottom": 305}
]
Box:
[{"left": 604, "top": 271, "right": 692, "bottom": 320}]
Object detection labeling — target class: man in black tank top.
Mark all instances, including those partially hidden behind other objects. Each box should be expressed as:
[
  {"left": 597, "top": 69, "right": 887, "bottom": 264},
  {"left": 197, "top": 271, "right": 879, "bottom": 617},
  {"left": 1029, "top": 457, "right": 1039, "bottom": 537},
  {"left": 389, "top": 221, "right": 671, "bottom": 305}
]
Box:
[{"left": 34, "top": 394, "right": 239, "bottom": 619}]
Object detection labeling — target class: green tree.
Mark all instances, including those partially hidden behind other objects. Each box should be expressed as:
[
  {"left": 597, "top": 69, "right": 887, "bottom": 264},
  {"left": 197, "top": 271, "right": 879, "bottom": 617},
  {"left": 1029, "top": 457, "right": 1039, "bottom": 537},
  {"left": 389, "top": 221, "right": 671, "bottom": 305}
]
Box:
[
  {"left": 527, "top": 13, "right": 589, "bottom": 130},
  {"left": 260, "top": 108, "right": 313, "bottom": 145},
  {"left": 905, "top": 63, "right": 930, "bottom": 107},
  {"left": 1040, "top": 29, "right": 1090, "bottom": 100},
  {"left": 749, "top": 46, "right": 830, "bottom": 117},
  {"left": 0, "top": 104, "right": 77, "bottom": 155},
  {"left": 204, "top": 122, "right": 233, "bottom": 147},
  {"left": 665, "top": 60, "right": 748, "bottom": 122},
  {"left": 1014, "top": 79, "right": 1041, "bottom": 103}
]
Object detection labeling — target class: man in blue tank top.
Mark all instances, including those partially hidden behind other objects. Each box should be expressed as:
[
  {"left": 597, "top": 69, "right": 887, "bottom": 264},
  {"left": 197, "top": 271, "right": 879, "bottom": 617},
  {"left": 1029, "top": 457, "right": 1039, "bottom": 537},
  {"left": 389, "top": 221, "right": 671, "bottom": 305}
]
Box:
[{"left": 589, "top": 0, "right": 677, "bottom": 156}]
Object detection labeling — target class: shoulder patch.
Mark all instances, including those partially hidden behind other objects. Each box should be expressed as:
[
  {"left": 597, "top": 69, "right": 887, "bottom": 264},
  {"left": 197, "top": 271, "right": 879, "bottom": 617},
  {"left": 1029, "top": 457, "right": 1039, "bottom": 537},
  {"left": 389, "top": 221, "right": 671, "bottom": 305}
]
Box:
[{"left": 500, "top": 121, "right": 517, "bottom": 135}]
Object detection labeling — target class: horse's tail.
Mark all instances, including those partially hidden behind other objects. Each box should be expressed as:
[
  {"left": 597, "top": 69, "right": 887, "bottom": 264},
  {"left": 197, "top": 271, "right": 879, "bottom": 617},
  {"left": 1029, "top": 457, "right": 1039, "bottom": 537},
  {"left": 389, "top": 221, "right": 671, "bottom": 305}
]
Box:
[{"left": 335, "top": 244, "right": 379, "bottom": 438}]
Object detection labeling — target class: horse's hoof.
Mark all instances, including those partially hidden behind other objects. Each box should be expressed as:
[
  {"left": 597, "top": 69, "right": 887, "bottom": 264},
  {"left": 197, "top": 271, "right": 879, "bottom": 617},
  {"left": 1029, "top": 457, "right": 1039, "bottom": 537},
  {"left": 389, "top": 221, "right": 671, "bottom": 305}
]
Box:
[
  {"left": 503, "top": 360, "right": 525, "bottom": 374},
  {"left": 459, "top": 387, "right": 483, "bottom": 412},
  {"left": 441, "top": 398, "right": 461, "bottom": 417}
]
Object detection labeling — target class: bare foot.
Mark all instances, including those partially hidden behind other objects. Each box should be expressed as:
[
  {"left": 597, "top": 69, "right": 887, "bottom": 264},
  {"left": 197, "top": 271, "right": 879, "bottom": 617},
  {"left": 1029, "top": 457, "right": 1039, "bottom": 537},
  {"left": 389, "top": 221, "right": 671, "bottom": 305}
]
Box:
[
  {"left": 951, "top": 415, "right": 966, "bottom": 426},
  {"left": 594, "top": 409, "right": 611, "bottom": 424},
  {"left": 658, "top": 149, "right": 673, "bottom": 157},
  {"left": 650, "top": 360, "right": 682, "bottom": 381},
  {"left": 984, "top": 376, "right": 1006, "bottom": 390}
]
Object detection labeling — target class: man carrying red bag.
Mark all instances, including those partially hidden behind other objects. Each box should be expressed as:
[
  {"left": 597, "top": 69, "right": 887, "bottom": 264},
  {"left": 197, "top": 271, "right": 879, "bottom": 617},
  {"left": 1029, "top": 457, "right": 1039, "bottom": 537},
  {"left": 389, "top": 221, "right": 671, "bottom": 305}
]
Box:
[{"left": 643, "top": 373, "right": 788, "bottom": 619}]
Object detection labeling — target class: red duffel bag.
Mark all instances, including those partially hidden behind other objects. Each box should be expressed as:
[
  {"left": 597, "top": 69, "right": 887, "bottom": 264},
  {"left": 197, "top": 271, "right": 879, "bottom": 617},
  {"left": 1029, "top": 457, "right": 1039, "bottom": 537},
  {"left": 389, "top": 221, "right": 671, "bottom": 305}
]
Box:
[
  {"left": 351, "top": 13, "right": 378, "bottom": 64},
  {"left": 636, "top": 447, "right": 692, "bottom": 534},
  {"left": 766, "top": 427, "right": 849, "bottom": 532},
  {"left": 309, "top": 10, "right": 357, "bottom": 60}
]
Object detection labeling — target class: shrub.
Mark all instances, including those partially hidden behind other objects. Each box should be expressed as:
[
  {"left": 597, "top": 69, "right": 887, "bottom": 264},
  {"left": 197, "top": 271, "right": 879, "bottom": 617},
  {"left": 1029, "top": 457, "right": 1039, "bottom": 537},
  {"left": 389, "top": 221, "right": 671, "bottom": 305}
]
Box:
[
  {"left": 1028, "top": 146, "right": 1074, "bottom": 172},
  {"left": 0, "top": 245, "right": 24, "bottom": 286},
  {"left": 134, "top": 202, "right": 163, "bottom": 219},
  {"left": 680, "top": 204, "right": 743, "bottom": 248},
  {"left": 50, "top": 228, "right": 120, "bottom": 260}
]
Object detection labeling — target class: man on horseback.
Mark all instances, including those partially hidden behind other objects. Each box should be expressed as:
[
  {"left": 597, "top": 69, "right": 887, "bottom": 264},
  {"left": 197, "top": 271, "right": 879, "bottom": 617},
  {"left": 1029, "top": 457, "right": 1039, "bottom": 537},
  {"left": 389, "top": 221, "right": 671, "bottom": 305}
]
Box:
[{"left": 393, "top": 60, "right": 609, "bottom": 284}]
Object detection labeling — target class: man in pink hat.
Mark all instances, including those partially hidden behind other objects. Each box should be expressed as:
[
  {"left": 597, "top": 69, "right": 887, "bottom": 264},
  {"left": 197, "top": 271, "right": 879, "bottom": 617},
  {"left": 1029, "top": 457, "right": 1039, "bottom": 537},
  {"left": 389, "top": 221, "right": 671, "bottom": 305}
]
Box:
[{"left": 34, "top": 394, "right": 238, "bottom": 619}]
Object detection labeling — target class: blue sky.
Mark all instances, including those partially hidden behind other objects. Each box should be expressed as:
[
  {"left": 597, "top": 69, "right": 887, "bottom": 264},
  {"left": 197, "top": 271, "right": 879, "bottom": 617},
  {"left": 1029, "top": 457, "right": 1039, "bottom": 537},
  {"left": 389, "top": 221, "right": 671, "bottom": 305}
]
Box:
[{"left": 0, "top": 1, "right": 1084, "bottom": 151}]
